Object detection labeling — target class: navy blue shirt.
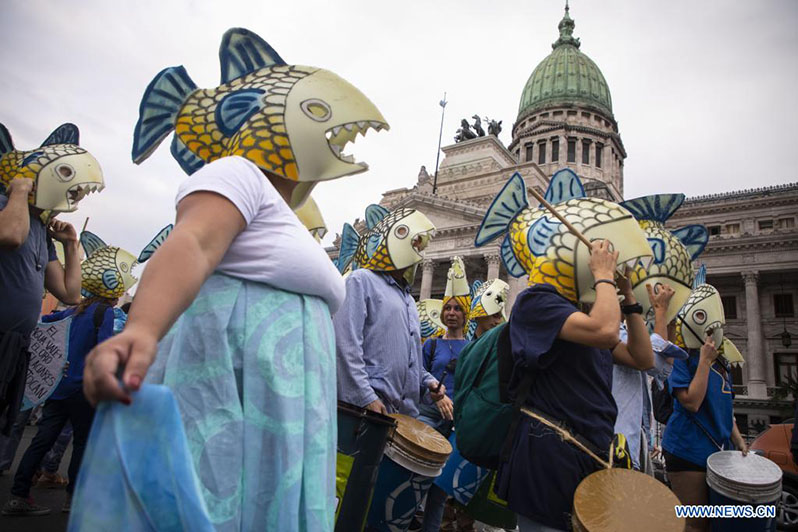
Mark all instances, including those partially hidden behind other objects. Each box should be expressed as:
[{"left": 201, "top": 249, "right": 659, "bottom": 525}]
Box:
[
  {"left": 422, "top": 338, "right": 469, "bottom": 401},
  {"left": 508, "top": 284, "right": 617, "bottom": 448},
  {"left": 42, "top": 302, "right": 114, "bottom": 400},
  {"left": 663, "top": 349, "right": 734, "bottom": 466},
  {"left": 0, "top": 196, "right": 57, "bottom": 334}
]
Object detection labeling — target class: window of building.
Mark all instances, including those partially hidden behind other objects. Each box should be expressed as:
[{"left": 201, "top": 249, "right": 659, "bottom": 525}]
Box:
[
  {"left": 538, "top": 142, "right": 546, "bottom": 164},
  {"left": 581, "top": 140, "right": 591, "bottom": 164},
  {"left": 567, "top": 138, "right": 576, "bottom": 162},
  {"left": 775, "top": 353, "right": 798, "bottom": 385},
  {"left": 780, "top": 217, "right": 796, "bottom": 229},
  {"left": 721, "top": 296, "right": 737, "bottom": 319},
  {"left": 551, "top": 139, "right": 560, "bottom": 162},
  {"left": 775, "top": 293, "right": 795, "bottom": 318},
  {"left": 567, "top": 110, "right": 577, "bottom": 117},
  {"left": 540, "top": 112, "right": 549, "bottom": 118},
  {"left": 553, "top": 111, "right": 563, "bottom": 117},
  {"left": 581, "top": 112, "right": 591, "bottom": 119},
  {"left": 759, "top": 220, "right": 774, "bottom": 230},
  {"left": 525, "top": 144, "right": 534, "bottom": 162},
  {"left": 708, "top": 225, "right": 721, "bottom": 236},
  {"left": 734, "top": 413, "right": 748, "bottom": 434},
  {"left": 530, "top": 116, "right": 536, "bottom": 122},
  {"left": 725, "top": 223, "right": 740, "bottom": 234},
  {"left": 595, "top": 143, "right": 603, "bottom": 168}
]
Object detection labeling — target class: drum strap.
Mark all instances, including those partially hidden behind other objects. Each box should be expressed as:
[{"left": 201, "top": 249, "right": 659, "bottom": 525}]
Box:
[
  {"left": 686, "top": 413, "right": 725, "bottom": 451},
  {"left": 520, "top": 406, "right": 612, "bottom": 469}
]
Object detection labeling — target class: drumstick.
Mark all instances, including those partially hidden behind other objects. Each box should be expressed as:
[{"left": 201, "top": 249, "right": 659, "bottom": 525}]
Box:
[
  {"left": 81, "top": 217, "right": 90, "bottom": 233},
  {"left": 527, "top": 187, "right": 592, "bottom": 249}
]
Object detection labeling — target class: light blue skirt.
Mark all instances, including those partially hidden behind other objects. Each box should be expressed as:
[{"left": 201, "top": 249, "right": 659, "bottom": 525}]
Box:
[{"left": 147, "top": 273, "right": 337, "bottom": 532}]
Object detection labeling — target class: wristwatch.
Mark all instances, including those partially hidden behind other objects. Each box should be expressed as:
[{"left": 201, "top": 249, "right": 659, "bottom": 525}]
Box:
[{"left": 621, "top": 302, "right": 643, "bottom": 315}]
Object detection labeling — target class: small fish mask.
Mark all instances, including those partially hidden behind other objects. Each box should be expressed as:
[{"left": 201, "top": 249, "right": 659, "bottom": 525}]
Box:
[
  {"left": 0, "top": 123, "right": 103, "bottom": 218},
  {"left": 442, "top": 256, "right": 471, "bottom": 334},
  {"left": 336, "top": 204, "right": 435, "bottom": 282},
  {"left": 80, "top": 225, "right": 172, "bottom": 299},
  {"left": 475, "top": 169, "right": 653, "bottom": 304},
  {"left": 132, "top": 28, "right": 389, "bottom": 208},
  {"left": 417, "top": 299, "right": 445, "bottom": 342},
  {"left": 675, "top": 267, "right": 729, "bottom": 357},
  {"left": 620, "top": 194, "right": 709, "bottom": 328},
  {"left": 469, "top": 278, "right": 510, "bottom": 320},
  {"left": 294, "top": 195, "right": 327, "bottom": 242}
]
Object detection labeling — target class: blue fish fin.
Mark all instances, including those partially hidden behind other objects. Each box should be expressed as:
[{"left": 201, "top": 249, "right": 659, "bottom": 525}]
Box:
[
  {"left": 219, "top": 28, "right": 286, "bottom": 84},
  {"left": 138, "top": 224, "right": 173, "bottom": 263},
  {"left": 40, "top": 123, "right": 79, "bottom": 147},
  {"left": 366, "top": 233, "right": 382, "bottom": 259},
  {"left": 80, "top": 288, "right": 93, "bottom": 298},
  {"left": 466, "top": 319, "right": 477, "bottom": 341},
  {"left": 170, "top": 136, "right": 206, "bottom": 175},
  {"left": 337, "top": 223, "right": 360, "bottom": 273},
  {"left": 543, "top": 168, "right": 586, "bottom": 205},
  {"left": 102, "top": 270, "right": 120, "bottom": 290},
  {"left": 694, "top": 264, "right": 707, "bottom": 288},
  {"left": 527, "top": 216, "right": 561, "bottom": 257},
  {"left": 132, "top": 66, "right": 197, "bottom": 164},
  {"left": 21, "top": 151, "right": 44, "bottom": 167},
  {"left": 365, "top": 204, "right": 390, "bottom": 230},
  {"left": 470, "top": 279, "right": 483, "bottom": 299},
  {"left": 475, "top": 172, "right": 529, "bottom": 246},
  {"left": 0, "top": 123, "right": 13, "bottom": 156},
  {"left": 620, "top": 194, "right": 685, "bottom": 223},
  {"left": 501, "top": 234, "right": 526, "bottom": 278},
  {"left": 215, "top": 89, "right": 266, "bottom": 137},
  {"left": 672, "top": 224, "right": 709, "bottom": 260},
  {"left": 647, "top": 238, "right": 666, "bottom": 264},
  {"left": 80, "top": 231, "right": 107, "bottom": 257}
]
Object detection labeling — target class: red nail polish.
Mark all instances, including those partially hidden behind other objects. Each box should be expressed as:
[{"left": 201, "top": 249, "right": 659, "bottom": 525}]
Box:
[{"left": 128, "top": 375, "right": 141, "bottom": 389}]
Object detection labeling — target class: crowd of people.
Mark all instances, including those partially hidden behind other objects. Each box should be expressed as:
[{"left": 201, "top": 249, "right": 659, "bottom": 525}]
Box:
[{"left": 0, "top": 26, "right": 762, "bottom": 532}]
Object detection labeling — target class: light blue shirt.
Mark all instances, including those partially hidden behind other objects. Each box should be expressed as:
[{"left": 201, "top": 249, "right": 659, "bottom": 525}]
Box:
[{"left": 334, "top": 269, "right": 435, "bottom": 417}]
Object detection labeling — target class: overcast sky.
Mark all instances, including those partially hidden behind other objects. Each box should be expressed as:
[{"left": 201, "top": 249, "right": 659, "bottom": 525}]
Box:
[{"left": 2, "top": 0, "right": 796, "bottom": 272}]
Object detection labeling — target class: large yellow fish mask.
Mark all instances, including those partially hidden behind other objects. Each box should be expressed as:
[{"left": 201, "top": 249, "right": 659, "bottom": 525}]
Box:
[
  {"left": 469, "top": 278, "right": 510, "bottom": 320},
  {"left": 417, "top": 299, "right": 445, "bottom": 342},
  {"left": 132, "top": 28, "right": 389, "bottom": 208},
  {"left": 0, "top": 123, "right": 103, "bottom": 218},
  {"left": 475, "top": 169, "right": 652, "bottom": 304},
  {"left": 80, "top": 226, "right": 172, "bottom": 299},
  {"left": 336, "top": 204, "right": 435, "bottom": 282},
  {"left": 294, "top": 195, "right": 327, "bottom": 242},
  {"left": 620, "top": 194, "right": 709, "bottom": 327}
]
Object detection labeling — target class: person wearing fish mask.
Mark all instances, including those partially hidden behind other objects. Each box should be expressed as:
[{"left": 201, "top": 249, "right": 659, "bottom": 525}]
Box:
[
  {"left": 334, "top": 202, "right": 444, "bottom": 419},
  {"left": 82, "top": 28, "right": 389, "bottom": 531},
  {"left": 0, "top": 123, "right": 103, "bottom": 461},
  {"left": 662, "top": 267, "right": 748, "bottom": 532},
  {"left": 469, "top": 278, "right": 510, "bottom": 339},
  {"left": 475, "top": 169, "right": 655, "bottom": 531}
]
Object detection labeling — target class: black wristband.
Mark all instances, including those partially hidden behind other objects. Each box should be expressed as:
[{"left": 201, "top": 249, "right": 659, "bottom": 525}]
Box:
[
  {"left": 621, "top": 302, "right": 643, "bottom": 315},
  {"left": 593, "top": 279, "right": 617, "bottom": 289}
]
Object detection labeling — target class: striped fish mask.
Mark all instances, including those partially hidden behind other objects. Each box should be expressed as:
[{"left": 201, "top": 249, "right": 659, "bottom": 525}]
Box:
[
  {"left": 417, "top": 299, "right": 445, "bottom": 342},
  {"left": 0, "top": 123, "right": 103, "bottom": 218},
  {"left": 443, "top": 256, "right": 471, "bottom": 334},
  {"left": 336, "top": 204, "right": 435, "bottom": 280},
  {"left": 80, "top": 226, "right": 172, "bottom": 299},
  {"left": 620, "top": 194, "right": 708, "bottom": 328},
  {"left": 132, "top": 28, "right": 388, "bottom": 209},
  {"left": 476, "top": 169, "right": 652, "bottom": 304},
  {"left": 469, "top": 278, "right": 510, "bottom": 320}
]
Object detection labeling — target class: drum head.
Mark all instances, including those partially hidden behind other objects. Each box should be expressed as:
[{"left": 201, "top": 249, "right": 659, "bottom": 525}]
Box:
[
  {"left": 572, "top": 469, "right": 684, "bottom": 532},
  {"left": 385, "top": 414, "right": 452, "bottom": 476},
  {"left": 706, "top": 450, "right": 782, "bottom": 503}
]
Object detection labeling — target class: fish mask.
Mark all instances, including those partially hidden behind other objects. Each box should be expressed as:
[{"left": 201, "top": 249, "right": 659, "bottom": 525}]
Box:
[
  {"left": 417, "top": 299, "right": 445, "bottom": 342},
  {"left": 443, "top": 256, "right": 471, "bottom": 312},
  {"left": 469, "top": 278, "right": 510, "bottom": 320},
  {"left": 0, "top": 123, "right": 103, "bottom": 220},
  {"left": 80, "top": 225, "right": 172, "bottom": 299},
  {"left": 620, "top": 194, "right": 709, "bottom": 328},
  {"left": 475, "top": 169, "right": 652, "bottom": 304},
  {"left": 336, "top": 204, "right": 435, "bottom": 283},
  {"left": 131, "top": 28, "right": 389, "bottom": 208},
  {"left": 294, "top": 195, "right": 327, "bottom": 242}
]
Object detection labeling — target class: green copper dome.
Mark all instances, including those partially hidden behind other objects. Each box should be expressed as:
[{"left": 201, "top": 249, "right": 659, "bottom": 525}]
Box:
[{"left": 518, "top": 6, "right": 613, "bottom": 118}]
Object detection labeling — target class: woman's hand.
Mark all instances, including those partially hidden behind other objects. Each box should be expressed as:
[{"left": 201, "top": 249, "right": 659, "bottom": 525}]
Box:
[
  {"left": 646, "top": 283, "right": 675, "bottom": 313},
  {"left": 699, "top": 336, "right": 719, "bottom": 366},
  {"left": 588, "top": 239, "right": 619, "bottom": 282},
  {"left": 428, "top": 381, "right": 446, "bottom": 402},
  {"left": 435, "top": 395, "right": 454, "bottom": 421},
  {"left": 83, "top": 326, "right": 158, "bottom": 406}
]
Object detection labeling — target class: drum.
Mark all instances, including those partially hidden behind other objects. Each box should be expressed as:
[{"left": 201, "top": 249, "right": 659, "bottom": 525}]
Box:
[
  {"left": 706, "top": 450, "right": 781, "bottom": 532},
  {"left": 571, "top": 468, "right": 684, "bottom": 532},
  {"left": 366, "top": 414, "right": 452, "bottom": 532},
  {"left": 335, "top": 402, "right": 397, "bottom": 532},
  {"left": 434, "top": 432, "right": 490, "bottom": 506}
]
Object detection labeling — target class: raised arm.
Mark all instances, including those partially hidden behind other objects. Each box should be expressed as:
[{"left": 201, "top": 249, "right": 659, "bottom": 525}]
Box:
[
  {"left": 44, "top": 220, "right": 81, "bottom": 305},
  {"left": 83, "top": 191, "right": 246, "bottom": 405},
  {"left": 673, "top": 337, "right": 718, "bottom": 413},
  {"left": 611, "top": 273, "right": 654, "bottom": 370},
  {"left": 0, "top": 178, "right": 33, "bottom": 248}
]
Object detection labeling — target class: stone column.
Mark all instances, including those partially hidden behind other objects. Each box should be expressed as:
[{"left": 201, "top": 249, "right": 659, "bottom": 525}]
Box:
[
  {"left": 506, "top": 275, "right": 529, "bottom": 317},
  {"left": 743, "top": 271, "right": 767, "bottom": 399},
  {"left": 484, "top": 253, "right": 501, "bottom": 281},
  {"left": 419, "top": 260, "right": 435, "bottom": 300}
]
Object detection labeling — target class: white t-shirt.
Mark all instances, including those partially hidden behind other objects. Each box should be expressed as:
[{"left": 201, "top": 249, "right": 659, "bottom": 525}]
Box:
[{"left": 175, "top": 156, "right": 345, "bottom": 312}]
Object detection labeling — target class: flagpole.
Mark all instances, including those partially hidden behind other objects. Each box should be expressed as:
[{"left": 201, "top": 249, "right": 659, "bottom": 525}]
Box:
[{"left": 432, "top": 92, "right": 447, "bottom": 195}]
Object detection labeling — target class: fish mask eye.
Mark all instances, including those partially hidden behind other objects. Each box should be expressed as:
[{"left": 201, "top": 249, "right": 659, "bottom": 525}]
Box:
[
  {"left": 394, "top": 224, "right": 409, "bottom": 239},
  {"left": 430, "top": 310, "right": 439, "bottom": 319},
  {"left": 120, "top": 263, "right": 129, "bottom": 273},
  {"left": 300, "top": 99, "right": 331, "bottom": 122},
  {"left": 693, "top": 309, "right": 707, "bottom": 324},
  {"left": 653, "top": 282, "right": 663, "bottom": 295},
  {"left": 55, "top": 164, "right": 75, "bottom": 182}
]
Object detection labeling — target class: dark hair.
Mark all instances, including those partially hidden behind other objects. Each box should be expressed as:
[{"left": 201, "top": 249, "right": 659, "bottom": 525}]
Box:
[
  {"left": 74, "top": 295, "right": 116, "bottom": 316},
  {"left": 120, "top": 302, "right": 131, "bottom": 314}
]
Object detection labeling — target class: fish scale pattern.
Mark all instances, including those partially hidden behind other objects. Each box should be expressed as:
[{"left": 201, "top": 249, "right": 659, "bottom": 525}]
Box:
[
  {"left": 628, "top": 219, "right": 693, "bottom": 290},
  {"left": 0, "top": 144, "right": 86, "bottom": 188},
  {"left": 354, "top": 208, "right": 415, "bottom": 271},
  {"left": 81, "top": 247, "right": 126, "bottom": 298},
  {"left": 175, "top": 65, "right": 315, "bottom": 180}
]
